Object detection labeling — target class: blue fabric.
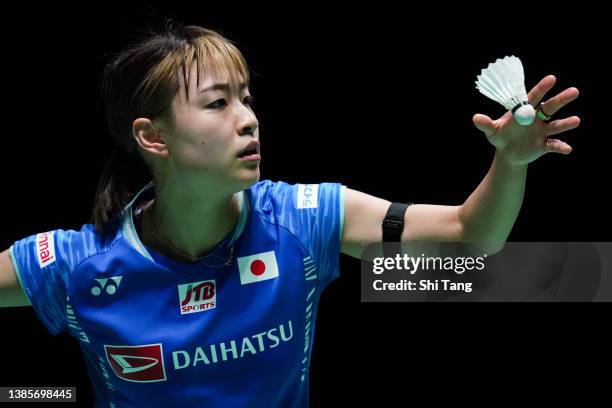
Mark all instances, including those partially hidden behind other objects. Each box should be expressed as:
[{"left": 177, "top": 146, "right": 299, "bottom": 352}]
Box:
[{"left": 9, "top": 180, "right": 345, "bottom": 408}]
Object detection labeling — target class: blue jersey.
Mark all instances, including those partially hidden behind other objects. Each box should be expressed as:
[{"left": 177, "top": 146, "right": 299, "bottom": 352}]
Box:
[{"left": 9, "top": 180, "right": 345, "bottom": 408}]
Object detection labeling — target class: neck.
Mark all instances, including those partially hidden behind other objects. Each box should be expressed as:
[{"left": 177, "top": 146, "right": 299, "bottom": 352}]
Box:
[{"left": 140, "top": 179, "right": 240, "bottom": 262}]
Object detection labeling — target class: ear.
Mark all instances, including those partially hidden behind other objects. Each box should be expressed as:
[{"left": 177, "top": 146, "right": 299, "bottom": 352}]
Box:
[{"left": 132, "top": 118, "right": 169, "bottom": 158}]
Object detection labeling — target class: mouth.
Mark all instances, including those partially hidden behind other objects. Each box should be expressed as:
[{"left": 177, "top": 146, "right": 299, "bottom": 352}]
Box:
[{"left": 237, "top": 141, "right": 261, "bottom": 160}]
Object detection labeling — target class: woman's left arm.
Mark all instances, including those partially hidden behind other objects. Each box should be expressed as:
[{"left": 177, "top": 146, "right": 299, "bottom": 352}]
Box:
[{"left": 341, "top": 75, "right": 580, "bottom": 259}]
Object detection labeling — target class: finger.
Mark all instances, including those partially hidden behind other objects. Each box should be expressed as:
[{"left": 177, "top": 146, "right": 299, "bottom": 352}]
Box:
[
  {"left": 545, "top": 116, "right": 581, "bottom": 136},
  {"left": 539, "top": 87, "right": 579, "bottom": 117},
  {"left": 545, "top": 138, "right": 572, "bottom": 155},
  {"left": 528, "top": 75, "right": 556, "bottom": 106},
  {"left": 472, "top": 113, "right": 496, "bottom": 138}
]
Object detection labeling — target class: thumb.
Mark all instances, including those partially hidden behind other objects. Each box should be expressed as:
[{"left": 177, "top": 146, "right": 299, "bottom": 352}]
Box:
[{"left": 472, "top": 113, "right": 496, "bottom": 138}]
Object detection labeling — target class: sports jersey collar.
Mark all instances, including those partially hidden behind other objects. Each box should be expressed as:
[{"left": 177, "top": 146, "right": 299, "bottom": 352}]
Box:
[{"left": 120, "top": 181, "right": 249, "bottom": 262}]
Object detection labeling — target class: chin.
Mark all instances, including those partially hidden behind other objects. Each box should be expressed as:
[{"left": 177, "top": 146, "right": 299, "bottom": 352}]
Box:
[{"left": 233, "top": 167, "right": 260, "bottom": 190}]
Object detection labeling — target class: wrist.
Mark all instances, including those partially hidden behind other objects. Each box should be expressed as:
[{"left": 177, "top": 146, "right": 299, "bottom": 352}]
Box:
[{"left": 495, "top": 149, "right": 528, "bottom": 171}]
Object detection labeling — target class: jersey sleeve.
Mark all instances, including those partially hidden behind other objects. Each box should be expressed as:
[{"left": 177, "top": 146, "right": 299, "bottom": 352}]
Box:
[
  {"left": 261, "top": 181, "right": 346, "bottom": 290},
  {"left": 8, "top": 226, "right": 99, "bottom": 335}
]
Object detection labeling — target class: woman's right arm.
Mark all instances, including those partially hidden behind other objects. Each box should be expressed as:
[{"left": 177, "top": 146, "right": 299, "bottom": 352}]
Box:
[{"left": 0, "top": 249, "right": 31, "bottom": 307}]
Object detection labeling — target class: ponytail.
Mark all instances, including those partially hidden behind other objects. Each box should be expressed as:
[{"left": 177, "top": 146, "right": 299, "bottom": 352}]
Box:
[{"left": 91, "top": 148, "right": 151, "bottom": 237}]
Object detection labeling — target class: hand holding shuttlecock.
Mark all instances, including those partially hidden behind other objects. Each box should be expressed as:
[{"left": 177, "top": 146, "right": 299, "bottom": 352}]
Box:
[
  {"left": 476, "top": 56, "right": 535, "bottom": 126},
  {"left": 472, "top": 56, "right": 581, "bottom": 165}
]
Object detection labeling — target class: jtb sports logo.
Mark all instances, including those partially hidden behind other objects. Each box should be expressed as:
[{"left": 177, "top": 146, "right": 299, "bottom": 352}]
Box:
[
  {"left": 177, "top": 280, "right": 216, "bottom": 315},
  {"left": 35, "top": 232, "right": 56, "bottom": 268},
  {"left": 104, "top": 344, "right": 166, "bottom": 382},
  {"left": 237, "top": 251, "right": 279, "bottom": 285}
]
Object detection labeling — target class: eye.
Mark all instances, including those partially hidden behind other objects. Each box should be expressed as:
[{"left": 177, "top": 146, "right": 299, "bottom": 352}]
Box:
[
  {"left": 243, "top": 95, "right": 255, "bottom": 107},
  {"left": 207, "top": 99, "right": 227, "bottom": 109}
]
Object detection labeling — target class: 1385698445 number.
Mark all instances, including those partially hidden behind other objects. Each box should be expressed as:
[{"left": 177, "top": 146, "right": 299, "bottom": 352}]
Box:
[{"left": 1, "top": 387, "right": 75, "bottom": 402}]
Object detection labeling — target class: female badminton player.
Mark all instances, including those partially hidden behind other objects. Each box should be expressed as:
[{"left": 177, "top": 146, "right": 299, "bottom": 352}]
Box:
[{"left": 0, "top": 24, "right": 580, "bottom": 407}]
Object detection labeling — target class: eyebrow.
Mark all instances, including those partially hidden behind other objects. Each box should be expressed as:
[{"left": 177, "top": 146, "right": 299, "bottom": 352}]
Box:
[{"left": 199, "top": 83, "right": 248, "bottom": 94}]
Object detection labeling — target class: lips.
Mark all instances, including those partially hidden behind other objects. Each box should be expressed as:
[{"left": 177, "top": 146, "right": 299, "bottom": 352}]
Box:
[{"left": 237, "top": 141, "right": 260, "bottom": 158}]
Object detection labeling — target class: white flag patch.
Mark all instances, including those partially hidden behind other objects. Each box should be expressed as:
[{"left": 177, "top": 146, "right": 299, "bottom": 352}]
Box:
[{"left": 238, "top": 251, "right": 279, "bottom": 285}]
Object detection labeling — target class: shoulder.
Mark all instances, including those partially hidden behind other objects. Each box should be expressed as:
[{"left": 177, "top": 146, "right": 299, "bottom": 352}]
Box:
[
  {"left": 244, "top": 180, "right": 345, "bottom": 251},
  {"left": 246, "top": 180, "right": 344, "bottom": 214},
  {"left": 11, "top": 223, "right": 120, "bottom": 274}
]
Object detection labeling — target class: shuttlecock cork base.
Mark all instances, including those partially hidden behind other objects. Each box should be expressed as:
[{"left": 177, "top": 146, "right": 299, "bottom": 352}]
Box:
[{"left": 475, "top": 56, "right": 535, "bottom": 126}]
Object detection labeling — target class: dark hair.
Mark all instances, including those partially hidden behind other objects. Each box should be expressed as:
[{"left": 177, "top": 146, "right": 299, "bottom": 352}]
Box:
[{"left": 91, "top": 23, "right": 250, "bottom": 237}]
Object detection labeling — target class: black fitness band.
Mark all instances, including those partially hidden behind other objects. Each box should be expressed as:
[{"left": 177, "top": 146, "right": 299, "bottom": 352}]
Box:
[
  {"left": 382, "top": 202, "right": 412, "bottom": 260},
  {"left": 382, "top": 202, "right": 411, "bottom": 242}
]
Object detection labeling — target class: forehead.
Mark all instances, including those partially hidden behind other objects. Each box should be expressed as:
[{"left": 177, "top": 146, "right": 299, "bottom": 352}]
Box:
[{"left": 184, "top": 60, "right": 246, "bottom": 95}]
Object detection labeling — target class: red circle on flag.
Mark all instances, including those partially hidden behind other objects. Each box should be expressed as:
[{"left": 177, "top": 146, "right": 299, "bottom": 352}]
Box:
[{"left": 250, "top": 259, "right": 266, "bottom": 276}]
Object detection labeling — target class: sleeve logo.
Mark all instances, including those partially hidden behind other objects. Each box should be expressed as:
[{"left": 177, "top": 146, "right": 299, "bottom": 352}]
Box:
[
  {"left": 35, "top": 231, "right": 56, "bottom": 268},
  {"left": 297, "top": 184, "right": 319, "bottom": 209}
]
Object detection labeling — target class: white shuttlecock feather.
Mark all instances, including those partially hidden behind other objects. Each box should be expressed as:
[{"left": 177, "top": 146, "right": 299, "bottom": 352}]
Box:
[{"left": 475, "top": 56, "right": 535, "bottom": 126}]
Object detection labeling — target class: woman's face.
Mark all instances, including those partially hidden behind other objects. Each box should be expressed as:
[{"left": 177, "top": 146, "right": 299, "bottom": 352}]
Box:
[{"left": 162, "top": 62, "right": 260, "bottom": 192}]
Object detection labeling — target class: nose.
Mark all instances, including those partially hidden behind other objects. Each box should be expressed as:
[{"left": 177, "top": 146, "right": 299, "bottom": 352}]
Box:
[{"left": 237, "top": 103, "right": 259, "bottom": 137}]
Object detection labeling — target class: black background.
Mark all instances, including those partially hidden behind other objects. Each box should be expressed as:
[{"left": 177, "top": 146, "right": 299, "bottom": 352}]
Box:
[{"left": 1, "top": 3, "right": 609, "bottom": 406}]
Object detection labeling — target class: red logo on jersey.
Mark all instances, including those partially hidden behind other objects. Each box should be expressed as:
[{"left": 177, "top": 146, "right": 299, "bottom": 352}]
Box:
[
  {"left": 36, "top": 232, "right": 56, "bottom": 267},
  {"left": 104, "top": 344, "right": 167, "bottom": 382},
  {"left": 177, "top": 280, "right": 216, "bottom": 315}
]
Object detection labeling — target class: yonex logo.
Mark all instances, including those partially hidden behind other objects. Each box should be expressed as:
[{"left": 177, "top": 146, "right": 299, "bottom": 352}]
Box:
[
  {"left": 91, "top": 276, "right": 123, "bottom": 296},
  {"left": 297, "top": 184, "right": 319, "bottom": 209},
  {"left": 177, "top": 280, "right": 216, "bottom": 315},
  {"left": 35, "top": 231, "right": 56, "bottom": 268},
  {"left": 104, "top": 344, "right": 166, "bottom": 382}
]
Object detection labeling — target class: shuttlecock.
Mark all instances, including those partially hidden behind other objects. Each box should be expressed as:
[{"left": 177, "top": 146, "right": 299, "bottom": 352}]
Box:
[{"left": 475, "top": 56, "right": 535, "bottom": 126}]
